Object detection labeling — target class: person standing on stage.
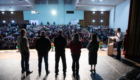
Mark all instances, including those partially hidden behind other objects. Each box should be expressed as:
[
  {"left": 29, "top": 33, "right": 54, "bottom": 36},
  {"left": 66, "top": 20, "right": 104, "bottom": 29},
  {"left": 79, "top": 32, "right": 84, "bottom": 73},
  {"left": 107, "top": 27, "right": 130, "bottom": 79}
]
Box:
[
  {"left": 35, "top": 30, "right": 51, "bottom": 76},
  {"left": 17, "top": 29, "right": 33, "bottom": 76},
  {"left": 54, "top": 31, "right": 67, "bottom": 76},
  {"left": 113, "top": 28, "right": 123, "bottom": 59},
  {"left": 69, "top": 33, "right": 82, "bottom": 77},
  {"left": 87, "top": 34, "right": 99, "bottom": 73}
]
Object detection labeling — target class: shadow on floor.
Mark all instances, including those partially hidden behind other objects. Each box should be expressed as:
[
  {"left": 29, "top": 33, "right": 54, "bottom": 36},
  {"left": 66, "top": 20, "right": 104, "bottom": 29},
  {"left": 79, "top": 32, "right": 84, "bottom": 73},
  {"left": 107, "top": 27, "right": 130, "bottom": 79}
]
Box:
[
  {"left": 110, "top": 55, "right": 140, "bottom": 69},
  {"left": 91, "top": 73, "right": 103, "bottom": 80}
]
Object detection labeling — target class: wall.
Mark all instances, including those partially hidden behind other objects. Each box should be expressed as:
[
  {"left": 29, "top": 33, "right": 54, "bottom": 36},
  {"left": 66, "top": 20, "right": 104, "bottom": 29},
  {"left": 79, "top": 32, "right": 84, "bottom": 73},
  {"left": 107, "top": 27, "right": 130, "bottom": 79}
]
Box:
[
  {"left": 23, "top": 0, "right": 84, "bottom": 25},
  {"left": 0, "top": 11, "right": 24, "bottom": 26},
  {"left": 79, "top": 11, "right": 110, "bottom": 28},
  {"left": 109, "top": 0, "right": 130, "bottom": 32}
]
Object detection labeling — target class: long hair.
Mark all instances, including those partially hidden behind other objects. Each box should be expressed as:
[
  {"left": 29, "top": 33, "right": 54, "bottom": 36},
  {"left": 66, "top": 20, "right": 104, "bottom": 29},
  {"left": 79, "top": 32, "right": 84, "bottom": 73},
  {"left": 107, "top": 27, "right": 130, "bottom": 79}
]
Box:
[
  {"left": 72, "top": 33, "right": 80, "bottom": 44},
  {"left": 91, "top": 34, "right": 97, "bottom": 43}
]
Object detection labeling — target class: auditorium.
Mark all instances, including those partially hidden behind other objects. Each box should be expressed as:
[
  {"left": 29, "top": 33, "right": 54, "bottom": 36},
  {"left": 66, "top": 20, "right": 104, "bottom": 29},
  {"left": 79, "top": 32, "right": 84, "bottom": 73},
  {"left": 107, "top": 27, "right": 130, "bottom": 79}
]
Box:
[{"left": 0, "top": 0, "right": 140, "bottom": 80}]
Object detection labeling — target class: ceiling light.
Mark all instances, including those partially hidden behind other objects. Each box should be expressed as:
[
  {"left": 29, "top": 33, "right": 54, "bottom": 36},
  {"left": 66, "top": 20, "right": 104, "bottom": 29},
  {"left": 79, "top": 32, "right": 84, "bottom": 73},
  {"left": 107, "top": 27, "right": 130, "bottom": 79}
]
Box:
[
  {"left": 52, "top": 10, "right": 56, "bottom": 15},
  {"left": 3, "top": 20, "right": 6, "bottom": 23},
  {"left": 101, "top": 20, "right": 103, "bottom": 22},
  {"left": 93, "top": 20, "right": 95, "bottom": 22},
  {"left": 93, "top": 11, "right": 95, "bottom": 14},
  {"left": 101, "top": 11, "right": 104, "bottom": 14},
  {"left": 11, "top": 1, "right": 13, "bottom": 3},
  {"left": 12, "top": 20, "right": 14, "bottom": 23},
  {"left": 99, "top": 0, "right": 102, "bottom": 1},
  {"left": 92, "top": 0, "right": 94, "bottom": 1},
  {"left": 106, "top": 1, "right": 108, "bottom": 2},
  {"left": 2, "top": 11, "right": 4, "bottom": 14},
  {"left": 11, "top": 11, "right": 14, "bottom": 14}
]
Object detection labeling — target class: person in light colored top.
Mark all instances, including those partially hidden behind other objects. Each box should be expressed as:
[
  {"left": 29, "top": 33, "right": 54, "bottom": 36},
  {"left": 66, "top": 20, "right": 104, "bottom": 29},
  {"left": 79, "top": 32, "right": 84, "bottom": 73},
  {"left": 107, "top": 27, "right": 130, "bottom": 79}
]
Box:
[
  {"left": 113, "top": 28, "right": 123, "bottom": 60},
  {"left": 17, "top": 29, "right": 33, "bottom": 76}
]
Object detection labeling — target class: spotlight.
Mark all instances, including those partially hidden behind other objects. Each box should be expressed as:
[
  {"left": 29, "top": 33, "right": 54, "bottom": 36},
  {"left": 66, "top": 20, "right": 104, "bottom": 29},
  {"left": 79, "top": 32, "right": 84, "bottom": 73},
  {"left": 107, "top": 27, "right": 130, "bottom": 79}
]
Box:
[
  {"left": 11, "top": 11, "right": 14, "bottom": 14},
  {"left": 93, "top": 11, "right": 95, "bottom": 14},
  {"left": 93, "top": 20, "right": 95, "bottom": 22},
  {"left": 101, "top": 11, "right": 104, "bottom": 14},
  {"left": 2, "top": 11, "right": 4, "bottom": 14},
  {"left": 12, "top": 20, "right": 14, "bottom": 23},
  {"left": 3, "top": 20, "right": 6, "bottom": 23},
  {"left": 101, "top": 20, "right": 103, "bottom": 22}
]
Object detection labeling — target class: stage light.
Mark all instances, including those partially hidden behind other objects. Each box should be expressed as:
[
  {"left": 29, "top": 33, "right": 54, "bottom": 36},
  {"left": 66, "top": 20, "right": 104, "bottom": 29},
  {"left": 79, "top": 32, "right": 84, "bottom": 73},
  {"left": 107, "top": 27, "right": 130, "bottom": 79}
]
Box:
[
  {"left": 11, "top": 11, "right": 14, "bottom": 14},
  {"left": 52, "top": 10, "right": 56, "bottom": 15},
  {"left": 101, "top": 20, "right": 103, "bottom": 22},
  {"left": 12, "top": 20, "right": 14, "bottom": 23},
  {"left": 93, "top": 11, "right": 95, "bottom": 14},
  {"left": 2, "top": 11, "right": 4, "bottom": 14},
  {"left": 3, "top": 20, "right": 6, "bottom": 23},
  {"left": 93, "top": 20, "right": 95, "bottom": 22},
  {"left": 101, "top": 11, "right": 104, "bottom": 14}
]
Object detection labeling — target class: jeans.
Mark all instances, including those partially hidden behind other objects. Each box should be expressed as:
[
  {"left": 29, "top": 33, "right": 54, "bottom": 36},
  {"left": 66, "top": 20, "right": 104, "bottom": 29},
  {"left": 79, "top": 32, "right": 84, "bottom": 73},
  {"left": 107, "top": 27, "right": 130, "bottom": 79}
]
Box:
[
  {"left": 21, "top": 53, "right": 30, "bottom": 72},
  {"left": 71, "top": 54, "right": 80, "bottom": 75},
  {"left": 55, "top": 53, "right": 67, "bottom": 73},
  {"left": 38, "top": 55, "right": 48, "bottom": 73},
  {"left": 116, "top": 41, "right": 122, "bottom": 59}
]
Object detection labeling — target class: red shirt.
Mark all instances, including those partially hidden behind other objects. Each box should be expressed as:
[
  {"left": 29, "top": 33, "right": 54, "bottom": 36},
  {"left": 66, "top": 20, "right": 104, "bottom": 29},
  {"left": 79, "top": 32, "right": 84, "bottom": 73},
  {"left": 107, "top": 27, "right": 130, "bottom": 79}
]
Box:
[{"left": 69, "top": 41, "right": 82, "bottom": 54}]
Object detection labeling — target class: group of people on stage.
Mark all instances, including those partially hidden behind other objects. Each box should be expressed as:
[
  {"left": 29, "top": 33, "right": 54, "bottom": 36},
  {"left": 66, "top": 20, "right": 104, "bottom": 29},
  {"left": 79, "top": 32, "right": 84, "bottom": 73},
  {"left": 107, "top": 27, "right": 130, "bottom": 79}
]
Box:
[{"left": 17, "top": 29, "right": 99, "bottom": 78}]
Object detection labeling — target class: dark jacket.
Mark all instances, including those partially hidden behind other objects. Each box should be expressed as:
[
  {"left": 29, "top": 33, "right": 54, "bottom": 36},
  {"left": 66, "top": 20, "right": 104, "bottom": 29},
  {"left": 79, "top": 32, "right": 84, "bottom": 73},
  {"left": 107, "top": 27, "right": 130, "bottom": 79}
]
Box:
[
  {"left": 54, "top": 35, "right": 67, "bottom": 53},
  {"left": 35, "top": 36, "right": 51, "bottom": 56}
]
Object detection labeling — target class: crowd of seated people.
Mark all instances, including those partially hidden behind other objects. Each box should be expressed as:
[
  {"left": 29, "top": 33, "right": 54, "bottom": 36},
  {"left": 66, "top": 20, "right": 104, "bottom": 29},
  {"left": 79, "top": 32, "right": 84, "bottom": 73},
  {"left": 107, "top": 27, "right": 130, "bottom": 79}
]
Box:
[
  {"left": 87, "top": 25, "right": 115, "bottom": 43},
  {"left": 0, "top": 23, "right": 91, "bottom": 50}
]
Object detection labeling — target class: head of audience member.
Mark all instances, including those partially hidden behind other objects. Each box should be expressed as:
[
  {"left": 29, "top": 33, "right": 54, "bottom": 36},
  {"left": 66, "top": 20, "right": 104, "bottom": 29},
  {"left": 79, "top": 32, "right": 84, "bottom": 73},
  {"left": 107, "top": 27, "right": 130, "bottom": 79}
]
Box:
[
  {"left": 117, "top": 28, "right": 121, "bottom": 33},
  {"left": 91, "top": 34, "right": 97, "bottom": 43},
  {"left": 21, "top": 29, "right": 26, "bottom": 36},
  {"left": 40, "top": 30, "right": 46, "bottom": 37},
  {"left": 58, "top": 30, "right": 62, "bottom": 36},
  {"left": 72, "top": 33, "right": 80, "bottom": 44}
]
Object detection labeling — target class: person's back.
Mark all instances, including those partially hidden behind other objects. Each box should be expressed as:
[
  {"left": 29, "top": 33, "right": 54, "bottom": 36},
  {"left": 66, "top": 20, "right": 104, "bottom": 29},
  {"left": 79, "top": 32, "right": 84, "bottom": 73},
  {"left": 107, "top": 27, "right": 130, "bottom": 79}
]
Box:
[
  {"left": 54, "top": 35, "right": 66, "bottom": 53},
  {"left": 35, "top": 36, "right": 51, "bottom": 55},
  {"left": 17, "top": 36, "right": 29, "bottom": 53}
]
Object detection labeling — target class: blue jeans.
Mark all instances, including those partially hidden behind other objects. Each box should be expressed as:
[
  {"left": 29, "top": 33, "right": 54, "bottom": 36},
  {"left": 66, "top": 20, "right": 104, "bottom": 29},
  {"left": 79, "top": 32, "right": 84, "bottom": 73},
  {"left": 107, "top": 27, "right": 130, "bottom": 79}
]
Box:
[
  {"left": 38, "top": 55, "right": 48, "bottom": 73},
  {"left": 21, "top": 52, "right": 30, "bottom": 72},
  {"left": 116, "top": 41, "right": 122, "bottom": 59}
]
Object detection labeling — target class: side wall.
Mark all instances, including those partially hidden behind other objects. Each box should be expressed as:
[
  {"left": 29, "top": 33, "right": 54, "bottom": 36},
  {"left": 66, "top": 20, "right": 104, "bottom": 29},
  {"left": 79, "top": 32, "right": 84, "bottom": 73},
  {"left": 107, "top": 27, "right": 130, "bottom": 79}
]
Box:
[{"left": 109, "top": 0, "right": 130, "bottom": 32}]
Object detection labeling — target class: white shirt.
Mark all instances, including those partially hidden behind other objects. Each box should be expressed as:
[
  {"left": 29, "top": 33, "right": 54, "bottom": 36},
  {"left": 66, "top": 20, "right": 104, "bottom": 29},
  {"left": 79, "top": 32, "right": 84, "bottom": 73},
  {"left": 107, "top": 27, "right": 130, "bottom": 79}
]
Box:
[{"left": 115, "top": 32, "right": 123, "bottom": 42}]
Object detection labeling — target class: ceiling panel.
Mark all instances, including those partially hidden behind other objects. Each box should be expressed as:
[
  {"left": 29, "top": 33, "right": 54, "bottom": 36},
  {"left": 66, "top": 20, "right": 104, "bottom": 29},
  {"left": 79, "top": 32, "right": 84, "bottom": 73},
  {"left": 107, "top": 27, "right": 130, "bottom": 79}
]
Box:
[{"left": 48, "top": 0, "right": 58, "bottom": 4}]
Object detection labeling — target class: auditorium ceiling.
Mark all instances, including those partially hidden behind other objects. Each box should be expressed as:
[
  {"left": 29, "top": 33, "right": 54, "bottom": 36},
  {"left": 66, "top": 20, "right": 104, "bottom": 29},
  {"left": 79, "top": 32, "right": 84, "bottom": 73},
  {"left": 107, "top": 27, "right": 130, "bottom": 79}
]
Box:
[
  {"left": 0, "top": 0, "right": 35, "bottom": 11},
  {"left": 75, "top": 0, "right": 127, "bottom": 11}
]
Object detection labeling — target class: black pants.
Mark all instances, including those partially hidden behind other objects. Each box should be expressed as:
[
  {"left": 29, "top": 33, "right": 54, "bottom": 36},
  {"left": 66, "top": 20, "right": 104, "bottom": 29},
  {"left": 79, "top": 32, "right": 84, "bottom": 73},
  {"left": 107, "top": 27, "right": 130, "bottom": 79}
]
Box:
[
  {"left": 71, "top": 53, "right": 80, "bottom": 75},
  {"left": 116, "top": 41, "right": 122, "bottom": 59},
  {"left": 55, "top": 53, "right": 67, "bottom": 73},
  {"left": 21, "top": 53, "right": 30, "bottom": 72},
  {"left": 38, "top": 55, "right": 48, "bottom": 73}
]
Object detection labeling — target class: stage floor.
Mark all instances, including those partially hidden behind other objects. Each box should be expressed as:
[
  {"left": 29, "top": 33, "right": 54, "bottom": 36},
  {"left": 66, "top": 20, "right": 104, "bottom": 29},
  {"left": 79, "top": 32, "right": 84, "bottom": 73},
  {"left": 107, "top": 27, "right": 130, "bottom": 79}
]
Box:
[{"left": 0, "top": 49, "right": 136, "bottom": 80}]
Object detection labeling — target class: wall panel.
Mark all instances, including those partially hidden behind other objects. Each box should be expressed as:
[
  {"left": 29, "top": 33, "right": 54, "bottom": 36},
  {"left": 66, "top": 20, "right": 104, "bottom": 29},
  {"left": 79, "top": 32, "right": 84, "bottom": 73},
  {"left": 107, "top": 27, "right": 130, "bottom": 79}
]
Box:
[
  {"left": 0, "top": 11, "right": 24, "bottom": 26},
  {"left": 79, "top": 11, "right": 110, "bottom": 28}
]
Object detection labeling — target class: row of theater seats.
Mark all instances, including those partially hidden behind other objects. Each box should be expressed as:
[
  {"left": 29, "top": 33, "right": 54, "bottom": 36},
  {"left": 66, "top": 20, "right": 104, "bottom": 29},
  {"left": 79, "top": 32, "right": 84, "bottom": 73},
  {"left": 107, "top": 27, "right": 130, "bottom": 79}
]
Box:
[{"left": 117, "top": 68, "right": 140, "bottom": 80}]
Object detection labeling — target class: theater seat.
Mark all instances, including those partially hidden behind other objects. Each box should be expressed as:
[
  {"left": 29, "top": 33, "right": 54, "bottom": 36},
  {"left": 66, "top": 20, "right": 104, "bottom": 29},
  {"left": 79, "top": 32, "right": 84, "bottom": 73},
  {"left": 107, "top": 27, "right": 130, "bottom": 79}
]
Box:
[
  {"left": 123, "top": 72, "right": 138, "bottom": 80},
  {"left": 116, "top": 77, "right": 128, "bottom": 80}
]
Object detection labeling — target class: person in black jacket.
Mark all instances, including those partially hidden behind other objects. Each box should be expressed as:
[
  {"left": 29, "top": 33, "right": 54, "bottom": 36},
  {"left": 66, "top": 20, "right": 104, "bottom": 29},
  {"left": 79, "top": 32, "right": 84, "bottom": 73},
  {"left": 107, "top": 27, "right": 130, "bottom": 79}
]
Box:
[
  {"left": 35, "top": 30, "right": 51, "bottom": 76},
  {"left": 54, "top": 30, "right": 67, "bottom": 76}
]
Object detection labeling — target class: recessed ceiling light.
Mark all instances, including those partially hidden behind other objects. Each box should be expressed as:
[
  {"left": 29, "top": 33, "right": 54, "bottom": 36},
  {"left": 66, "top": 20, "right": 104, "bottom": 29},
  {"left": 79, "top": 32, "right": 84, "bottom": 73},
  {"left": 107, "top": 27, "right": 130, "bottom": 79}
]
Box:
[
  {"left": 11, "top": 1, "right": 13, "bottom": 3},
  {"left": 11, "top": 11, "right": 14, "bottom": 14},
  {"left": 93, "top": 20, "right": 95, "bottom": 22},
  {"left": 101, "top": 11, "right": 104, "bottom": 14},
  {"left": 99, "top": 0, "right": 102, "bottom": 1},
  {"left": 92, "top": 0, "right": 94, "bottom": 1},
  {"left": 106, "top": 1, "right": 108, "bottom": 2},
  {"left": 83, "top": 1, "right": 84, "bottom": 3}
]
